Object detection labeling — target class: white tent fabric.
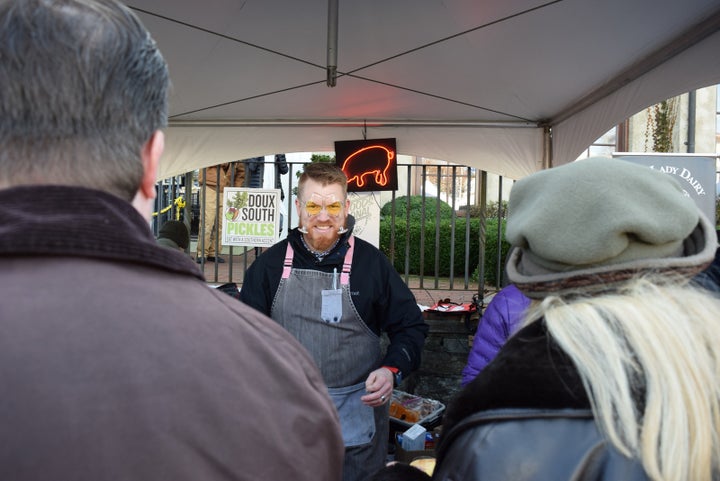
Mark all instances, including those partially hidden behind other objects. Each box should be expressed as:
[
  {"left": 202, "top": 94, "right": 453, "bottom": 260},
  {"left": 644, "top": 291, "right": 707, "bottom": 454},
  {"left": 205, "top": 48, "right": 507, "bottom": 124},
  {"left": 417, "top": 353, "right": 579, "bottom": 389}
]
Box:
[
  {"left": 162, "top": 124, "right": 544, "bottom": 180},
  {"left": 127, "top": 0, "right": 720, "bottom": 181}
]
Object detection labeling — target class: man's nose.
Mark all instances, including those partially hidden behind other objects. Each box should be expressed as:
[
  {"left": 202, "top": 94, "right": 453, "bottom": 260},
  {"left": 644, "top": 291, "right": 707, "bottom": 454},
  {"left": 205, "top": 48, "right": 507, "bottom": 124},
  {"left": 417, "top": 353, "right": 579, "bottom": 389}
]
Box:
[{"left": 316, "top": 208, "right": 331, "bottom": 219}]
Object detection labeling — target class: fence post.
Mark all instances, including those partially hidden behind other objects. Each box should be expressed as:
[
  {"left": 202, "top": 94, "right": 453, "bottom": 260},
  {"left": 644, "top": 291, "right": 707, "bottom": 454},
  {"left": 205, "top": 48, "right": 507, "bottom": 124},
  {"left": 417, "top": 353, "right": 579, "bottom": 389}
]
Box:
[{"left": 477, "top": 170, "right": 488, "bottom": 298}]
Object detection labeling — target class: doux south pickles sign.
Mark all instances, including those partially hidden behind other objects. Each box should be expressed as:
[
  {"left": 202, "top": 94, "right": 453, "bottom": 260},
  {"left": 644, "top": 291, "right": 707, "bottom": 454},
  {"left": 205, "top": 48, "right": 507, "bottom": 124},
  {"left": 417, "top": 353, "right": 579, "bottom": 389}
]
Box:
[{"left": 222, "top": 188, "right": 281, "bottom": 247}]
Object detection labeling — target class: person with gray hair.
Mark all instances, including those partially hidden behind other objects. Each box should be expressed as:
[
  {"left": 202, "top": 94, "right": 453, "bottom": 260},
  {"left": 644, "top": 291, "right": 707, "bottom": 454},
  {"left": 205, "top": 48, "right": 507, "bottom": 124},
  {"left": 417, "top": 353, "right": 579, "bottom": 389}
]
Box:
[
  {"left": 433, "top": 157, "right": 720, "bottom": 481},
  {"left": 0, "top": 1, "right": 343, "bottom": 480}
]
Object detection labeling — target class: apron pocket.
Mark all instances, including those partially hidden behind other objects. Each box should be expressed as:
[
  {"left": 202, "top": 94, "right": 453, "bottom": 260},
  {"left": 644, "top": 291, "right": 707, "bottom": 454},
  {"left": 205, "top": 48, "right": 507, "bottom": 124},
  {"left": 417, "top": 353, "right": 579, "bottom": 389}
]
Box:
[
  {"left": 321, "top": 288, "right": 343, "bottom": 323},
  {"left": 328, "top": 382, "right": 376, "bottom": 447}
]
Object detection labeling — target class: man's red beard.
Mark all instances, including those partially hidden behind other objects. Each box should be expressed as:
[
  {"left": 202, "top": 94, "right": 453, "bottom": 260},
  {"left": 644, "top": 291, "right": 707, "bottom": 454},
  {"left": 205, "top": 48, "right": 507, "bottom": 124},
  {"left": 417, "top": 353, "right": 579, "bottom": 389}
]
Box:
[
  {"left": 312, "top": 236, "right": 338, "bottom": 252},
  {"left": 301, "top": 223, "right": 341, "bottom": 252}
]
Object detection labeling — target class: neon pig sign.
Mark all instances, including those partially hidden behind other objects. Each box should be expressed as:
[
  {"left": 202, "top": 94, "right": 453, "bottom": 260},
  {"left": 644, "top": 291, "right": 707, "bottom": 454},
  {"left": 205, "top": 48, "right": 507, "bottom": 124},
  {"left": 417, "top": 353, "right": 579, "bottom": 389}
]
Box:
[{"left": 334, "top": 138, "right": 398, "bottom": 192}]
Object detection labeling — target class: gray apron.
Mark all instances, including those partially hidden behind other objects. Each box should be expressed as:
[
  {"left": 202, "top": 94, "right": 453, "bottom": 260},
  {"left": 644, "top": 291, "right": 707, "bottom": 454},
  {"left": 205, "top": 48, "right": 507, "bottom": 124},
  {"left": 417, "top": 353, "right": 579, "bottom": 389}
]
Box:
[{"left": 271, "top": 236, "right": 387, "bottom": 481}]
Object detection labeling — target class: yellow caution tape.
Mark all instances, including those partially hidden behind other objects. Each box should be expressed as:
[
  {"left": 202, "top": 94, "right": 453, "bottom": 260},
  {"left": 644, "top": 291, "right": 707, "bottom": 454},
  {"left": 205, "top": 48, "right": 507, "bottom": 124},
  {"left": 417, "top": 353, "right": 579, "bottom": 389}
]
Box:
[{"left": 152, "top": 196, "right": 186, "bottom": 220}]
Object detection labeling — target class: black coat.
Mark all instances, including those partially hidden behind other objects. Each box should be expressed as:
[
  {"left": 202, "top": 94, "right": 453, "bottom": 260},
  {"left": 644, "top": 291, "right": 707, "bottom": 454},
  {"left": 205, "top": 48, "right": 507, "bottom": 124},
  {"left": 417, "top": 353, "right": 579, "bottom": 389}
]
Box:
[
  {"left": 274, "top": 154, "right": 289, "bottom": 200},
  {"left": 244, "top": 157, "right": 265, "bottom": 188},
  {"left": 239, "top": 216, "right": 428, "bottom": 376},
  {"left": 433, "top": 321, "right": 650, "bottom": 481}
]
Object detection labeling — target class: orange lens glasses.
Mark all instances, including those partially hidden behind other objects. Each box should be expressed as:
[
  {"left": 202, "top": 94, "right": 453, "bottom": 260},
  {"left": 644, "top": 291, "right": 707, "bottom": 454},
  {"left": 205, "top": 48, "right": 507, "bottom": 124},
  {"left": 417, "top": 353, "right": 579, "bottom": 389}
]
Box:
[{"left": 304, "top": 201, "right": 343, "bottom": 216}]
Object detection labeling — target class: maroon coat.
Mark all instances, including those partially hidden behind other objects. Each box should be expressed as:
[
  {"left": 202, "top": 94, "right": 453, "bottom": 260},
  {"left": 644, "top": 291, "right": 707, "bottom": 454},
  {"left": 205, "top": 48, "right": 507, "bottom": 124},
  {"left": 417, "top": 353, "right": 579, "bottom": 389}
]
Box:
[{"left": 0, "top": 185, "right": 343, "bottom": 481}]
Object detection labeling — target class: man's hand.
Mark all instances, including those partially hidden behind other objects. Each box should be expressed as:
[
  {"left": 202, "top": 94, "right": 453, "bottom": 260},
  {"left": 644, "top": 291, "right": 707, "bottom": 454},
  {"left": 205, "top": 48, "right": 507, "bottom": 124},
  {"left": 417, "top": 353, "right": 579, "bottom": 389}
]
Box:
[{"left": 360, "top": 367, "right": 394, "bottom": 407}]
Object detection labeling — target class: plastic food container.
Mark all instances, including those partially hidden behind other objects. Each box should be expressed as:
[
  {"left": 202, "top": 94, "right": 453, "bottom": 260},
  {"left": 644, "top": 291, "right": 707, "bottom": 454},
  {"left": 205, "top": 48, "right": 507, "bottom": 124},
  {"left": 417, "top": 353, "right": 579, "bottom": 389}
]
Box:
[{"left": 388, "top": 390, "right": 445, "bottom": 428}]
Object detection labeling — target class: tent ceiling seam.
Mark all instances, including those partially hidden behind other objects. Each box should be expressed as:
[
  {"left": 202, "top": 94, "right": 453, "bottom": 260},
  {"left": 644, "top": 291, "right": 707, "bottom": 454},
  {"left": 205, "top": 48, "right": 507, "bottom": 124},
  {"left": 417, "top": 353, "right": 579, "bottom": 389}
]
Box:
[
  {"left": 345, "top": 0, "right": 565, "bottom": 75},
  {"left": 549, "top": 6, "right": 720, "bottom": 126},
  {"left": 136, "top": 2, "right": 545, "bottom": 123},
  {"left": 169, "top": 71, "right": 535, "bottom": 122},
  {"left": 127, "top": 5, "right": 324, "bottom": 70},
  {"left": 169, "top": 80, "right": 326, "bottom": 119},
  {"left": 167, "top": 119, "right": 537, "bottom": 128}
]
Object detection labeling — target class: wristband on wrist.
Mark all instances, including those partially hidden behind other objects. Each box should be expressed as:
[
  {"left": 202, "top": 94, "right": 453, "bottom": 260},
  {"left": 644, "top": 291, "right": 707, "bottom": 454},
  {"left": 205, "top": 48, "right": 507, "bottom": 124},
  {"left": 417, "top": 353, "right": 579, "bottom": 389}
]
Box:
[{"left": 382, "top": 366, "right": 402, "bottom": 385}]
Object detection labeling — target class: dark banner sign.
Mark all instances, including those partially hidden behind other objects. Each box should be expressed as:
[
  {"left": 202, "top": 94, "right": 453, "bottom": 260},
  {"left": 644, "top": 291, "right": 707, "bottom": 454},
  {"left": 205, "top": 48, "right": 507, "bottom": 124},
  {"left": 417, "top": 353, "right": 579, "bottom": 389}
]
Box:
[
  {"left": 335, "top": 138, "right": 398, "bottom": 192},
  {"left": 615, "top": 153, "right": 716, "bottom": 224}
]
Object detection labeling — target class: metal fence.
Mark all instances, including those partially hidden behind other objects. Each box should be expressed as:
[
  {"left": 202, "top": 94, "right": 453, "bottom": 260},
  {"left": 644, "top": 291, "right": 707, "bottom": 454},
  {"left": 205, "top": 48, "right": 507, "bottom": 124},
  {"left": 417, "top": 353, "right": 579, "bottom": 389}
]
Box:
[{"left": 152, "top": 160, "right": 508, "bottom": 296}]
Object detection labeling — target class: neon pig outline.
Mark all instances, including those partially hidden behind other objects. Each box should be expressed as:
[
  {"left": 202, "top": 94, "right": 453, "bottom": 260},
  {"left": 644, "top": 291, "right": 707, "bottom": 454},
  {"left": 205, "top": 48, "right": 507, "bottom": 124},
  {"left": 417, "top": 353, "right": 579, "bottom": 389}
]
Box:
[{"left": 340, "top": 145, "right": 395, "bottom": 188}]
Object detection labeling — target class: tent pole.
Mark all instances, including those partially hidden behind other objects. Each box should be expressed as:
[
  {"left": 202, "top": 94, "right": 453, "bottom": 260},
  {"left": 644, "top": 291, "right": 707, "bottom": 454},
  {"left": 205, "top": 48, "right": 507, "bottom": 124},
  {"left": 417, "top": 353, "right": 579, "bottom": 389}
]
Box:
[
  {"left": 543, "top": 125, "right": 553, "bottom": 169},
  {"left": 326, "top": 0, "right": 338, "bottom": 87}
]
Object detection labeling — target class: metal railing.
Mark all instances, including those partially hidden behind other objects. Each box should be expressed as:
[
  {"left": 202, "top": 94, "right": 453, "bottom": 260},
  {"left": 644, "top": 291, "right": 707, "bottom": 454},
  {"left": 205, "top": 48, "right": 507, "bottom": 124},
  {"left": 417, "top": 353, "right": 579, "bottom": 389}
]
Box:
[{"left": 153, "top": 160, "right": 508, "bottom": 296}]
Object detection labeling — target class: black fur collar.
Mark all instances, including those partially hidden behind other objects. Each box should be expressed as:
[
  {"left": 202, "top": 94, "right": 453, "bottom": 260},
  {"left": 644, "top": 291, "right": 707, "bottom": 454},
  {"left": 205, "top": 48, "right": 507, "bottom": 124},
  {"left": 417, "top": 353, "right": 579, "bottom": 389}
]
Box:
[{"left": 442, "top": 320, "right": 590, "bottom": 435}]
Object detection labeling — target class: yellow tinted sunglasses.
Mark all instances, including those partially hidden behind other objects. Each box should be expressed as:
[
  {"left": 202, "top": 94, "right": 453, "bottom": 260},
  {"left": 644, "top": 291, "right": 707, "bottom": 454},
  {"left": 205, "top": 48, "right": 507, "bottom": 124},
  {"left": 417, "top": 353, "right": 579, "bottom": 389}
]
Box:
[{"left": 304, "top": 201, "right": 343, "bottom": 216}]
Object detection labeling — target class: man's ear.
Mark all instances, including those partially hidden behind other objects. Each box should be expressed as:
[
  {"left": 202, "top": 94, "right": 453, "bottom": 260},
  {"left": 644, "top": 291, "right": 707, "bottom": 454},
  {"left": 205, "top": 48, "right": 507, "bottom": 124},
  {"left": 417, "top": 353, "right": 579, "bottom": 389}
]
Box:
[{"left": 139, "top": 130, "right": 164, "bottom": 200}]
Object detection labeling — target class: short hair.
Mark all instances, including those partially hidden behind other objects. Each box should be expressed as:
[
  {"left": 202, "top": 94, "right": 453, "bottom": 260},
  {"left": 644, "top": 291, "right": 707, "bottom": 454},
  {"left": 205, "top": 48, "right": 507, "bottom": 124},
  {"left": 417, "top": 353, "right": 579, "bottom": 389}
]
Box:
[
  {"left": 0, "top": 0, "right": 169, "bottom": 201},
  {"left": 298, "top": 162, "right": 348, "bottom": 200}
]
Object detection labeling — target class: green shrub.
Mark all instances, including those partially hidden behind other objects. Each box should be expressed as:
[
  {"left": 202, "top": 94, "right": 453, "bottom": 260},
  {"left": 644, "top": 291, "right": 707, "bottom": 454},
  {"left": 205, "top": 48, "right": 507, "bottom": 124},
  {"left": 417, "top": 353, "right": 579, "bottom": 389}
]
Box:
[
  {"left": 453, "top": 200, "right": 507, "bottom": 219},
  {"left": 472, "top": 220, "right": 512, "bottom": 286},
  {"left": 380, "top": 195, "right": 454, "bottom": 223},
  {"left": 379, "top": 216, "right": 510, "bottom": 287},
  {"left": 458, "top": 204, "right": 484, "bottom": 218},
  {"left": 484, "top": 200, "right": 508, "bottom": 219}
]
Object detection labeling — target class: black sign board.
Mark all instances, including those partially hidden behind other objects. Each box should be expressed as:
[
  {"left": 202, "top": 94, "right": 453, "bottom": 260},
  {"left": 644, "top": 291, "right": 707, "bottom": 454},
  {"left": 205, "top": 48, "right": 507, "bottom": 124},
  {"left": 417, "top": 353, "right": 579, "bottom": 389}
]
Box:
[{"left": 335, "top": 138, "right": 398, "bottom": 192}]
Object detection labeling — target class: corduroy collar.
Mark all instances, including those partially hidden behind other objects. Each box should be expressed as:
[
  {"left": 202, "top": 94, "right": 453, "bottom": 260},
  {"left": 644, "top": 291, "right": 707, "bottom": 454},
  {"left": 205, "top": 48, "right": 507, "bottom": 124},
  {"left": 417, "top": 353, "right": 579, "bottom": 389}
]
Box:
[{"left": 0, "top": 185, "right": 203, "bottom": 280}]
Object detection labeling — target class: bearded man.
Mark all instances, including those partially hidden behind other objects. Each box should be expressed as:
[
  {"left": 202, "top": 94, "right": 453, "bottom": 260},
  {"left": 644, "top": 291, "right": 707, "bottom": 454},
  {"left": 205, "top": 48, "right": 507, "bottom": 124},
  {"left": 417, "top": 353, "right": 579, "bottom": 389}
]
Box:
[{"left": 241, "top": 162, "right": 428, "bottom": 481}]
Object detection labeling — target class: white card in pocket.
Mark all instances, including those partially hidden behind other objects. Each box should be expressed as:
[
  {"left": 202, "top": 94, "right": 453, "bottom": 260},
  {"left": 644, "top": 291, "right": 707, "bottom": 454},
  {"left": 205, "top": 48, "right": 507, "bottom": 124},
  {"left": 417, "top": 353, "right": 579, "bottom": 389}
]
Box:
[{"left": 321, "top": 288, "right": 343, "bottom": 323}]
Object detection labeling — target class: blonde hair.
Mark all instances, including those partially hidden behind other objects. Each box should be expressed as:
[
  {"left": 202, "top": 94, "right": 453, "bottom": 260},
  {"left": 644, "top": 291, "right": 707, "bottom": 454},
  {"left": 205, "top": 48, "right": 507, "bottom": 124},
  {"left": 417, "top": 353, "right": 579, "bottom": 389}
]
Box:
[{"left": 524, "top": 277, "right": 720, "bottom": 481}]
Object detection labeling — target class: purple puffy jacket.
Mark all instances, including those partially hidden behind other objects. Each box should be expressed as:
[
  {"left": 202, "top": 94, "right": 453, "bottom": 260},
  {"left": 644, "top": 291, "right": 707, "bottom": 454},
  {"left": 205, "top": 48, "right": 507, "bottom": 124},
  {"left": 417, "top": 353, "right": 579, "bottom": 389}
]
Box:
[{"left": 461, "top": 284, "right": 531, "bottom": 386}]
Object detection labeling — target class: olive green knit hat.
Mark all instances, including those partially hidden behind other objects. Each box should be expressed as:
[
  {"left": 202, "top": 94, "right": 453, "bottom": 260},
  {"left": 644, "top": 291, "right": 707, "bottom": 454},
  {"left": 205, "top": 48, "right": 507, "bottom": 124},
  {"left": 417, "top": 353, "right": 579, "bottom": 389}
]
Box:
[
  {"left": 505, "top": 157, "right": 717, "bottom": 298},
  {"left": 158, "top": 220, "right": 190, "bottom": 250}
]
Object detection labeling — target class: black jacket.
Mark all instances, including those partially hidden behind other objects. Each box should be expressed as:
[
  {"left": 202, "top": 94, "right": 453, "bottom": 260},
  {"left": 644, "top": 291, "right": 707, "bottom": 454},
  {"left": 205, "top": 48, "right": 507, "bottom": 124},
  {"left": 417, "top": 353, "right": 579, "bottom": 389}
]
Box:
[
  {"left": 244, "top": 157, "right": 265, "bottom": 188},
  {"left": 240, "top": 216, "right": 428, "bottom": 376},
  {"left": 433, "top": 320, "right": 650, "bottom": 481},
  {"left": 274, "top": 154, "right": 289, "bottom": 200}
]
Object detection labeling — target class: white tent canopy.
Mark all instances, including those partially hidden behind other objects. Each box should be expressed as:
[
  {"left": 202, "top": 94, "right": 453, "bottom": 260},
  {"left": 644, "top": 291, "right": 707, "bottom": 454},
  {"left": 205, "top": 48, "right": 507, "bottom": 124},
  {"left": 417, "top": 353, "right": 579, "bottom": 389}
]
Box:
[{"left": 128, "top": 0, "right": 720, "bottom": 181}]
